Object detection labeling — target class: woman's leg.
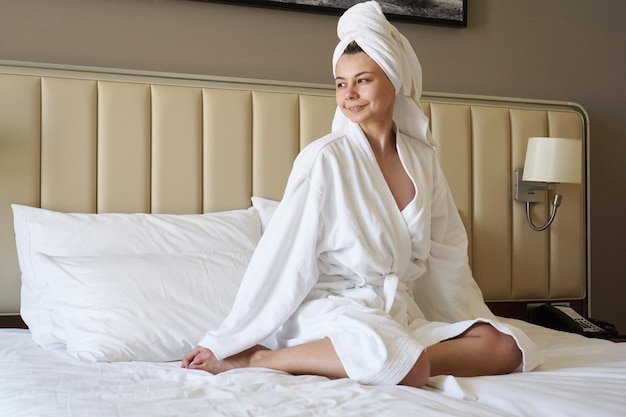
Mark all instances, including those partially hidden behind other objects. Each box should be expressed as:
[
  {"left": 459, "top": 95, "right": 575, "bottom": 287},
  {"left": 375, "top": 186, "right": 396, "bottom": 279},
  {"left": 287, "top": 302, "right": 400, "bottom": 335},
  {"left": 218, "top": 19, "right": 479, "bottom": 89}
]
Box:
[
  {"left": 425, "top": 322, "right": 522, "bottom": 377},
  {"left": 251, "top": 338, "right": 349, "bottom": 379},
  {"left": 186, "top": 337, "right": 433, "bottom": 387},
  {"left": 246, "top": 323, "right": 522, "bottom": 387},
  {"left": 185, "top": 338, "right": 348, "bottom": 379}
]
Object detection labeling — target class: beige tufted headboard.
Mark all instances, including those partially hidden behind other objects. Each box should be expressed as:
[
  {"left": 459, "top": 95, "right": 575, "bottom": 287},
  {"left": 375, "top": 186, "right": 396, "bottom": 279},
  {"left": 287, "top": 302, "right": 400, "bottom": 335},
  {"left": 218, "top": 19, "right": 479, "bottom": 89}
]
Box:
[{"left": 0, "top": 61, "right": 589, "bottom": 322}]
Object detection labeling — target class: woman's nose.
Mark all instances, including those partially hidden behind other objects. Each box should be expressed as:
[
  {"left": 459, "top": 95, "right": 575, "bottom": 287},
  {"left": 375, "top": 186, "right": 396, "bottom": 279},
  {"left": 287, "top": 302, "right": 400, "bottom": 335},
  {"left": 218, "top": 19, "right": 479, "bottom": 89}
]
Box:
[{"left": 345, "top": 86, "right": 358, "bottom": 100}]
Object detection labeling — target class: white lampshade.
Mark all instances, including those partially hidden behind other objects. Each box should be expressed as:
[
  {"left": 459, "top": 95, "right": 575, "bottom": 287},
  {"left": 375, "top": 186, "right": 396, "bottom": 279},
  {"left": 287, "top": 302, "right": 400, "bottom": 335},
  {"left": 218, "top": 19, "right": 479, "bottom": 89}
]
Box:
[{"left": 522, "top": 137, "right": 582, "bottom": 184}]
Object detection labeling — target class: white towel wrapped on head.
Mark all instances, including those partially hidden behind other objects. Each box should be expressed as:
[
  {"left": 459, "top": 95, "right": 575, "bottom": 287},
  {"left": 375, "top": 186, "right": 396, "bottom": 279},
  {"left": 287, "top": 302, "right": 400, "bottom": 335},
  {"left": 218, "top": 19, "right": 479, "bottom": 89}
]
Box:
[{"left": 332, "top": 1, "right": 435, "bottom": 147}]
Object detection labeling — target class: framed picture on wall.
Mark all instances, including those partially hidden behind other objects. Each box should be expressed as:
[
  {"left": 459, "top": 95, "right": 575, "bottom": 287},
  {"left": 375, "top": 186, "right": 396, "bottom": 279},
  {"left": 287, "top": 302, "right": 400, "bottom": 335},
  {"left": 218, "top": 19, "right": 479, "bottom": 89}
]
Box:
[{"left": 196, "top": 1, "right": 467, "bottom": 27}]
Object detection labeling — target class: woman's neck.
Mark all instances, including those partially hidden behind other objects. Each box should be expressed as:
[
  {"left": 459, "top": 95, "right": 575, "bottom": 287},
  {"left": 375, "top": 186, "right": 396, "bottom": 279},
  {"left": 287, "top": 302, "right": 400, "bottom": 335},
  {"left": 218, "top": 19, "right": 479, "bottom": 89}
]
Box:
[{"left": 361, "top": 121, "right": 396, "bottom": 158}]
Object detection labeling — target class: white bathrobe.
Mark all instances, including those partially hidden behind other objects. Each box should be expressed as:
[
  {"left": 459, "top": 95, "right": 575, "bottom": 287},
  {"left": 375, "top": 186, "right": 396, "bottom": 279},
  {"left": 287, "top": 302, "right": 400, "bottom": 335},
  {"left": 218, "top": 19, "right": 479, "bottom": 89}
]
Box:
[{"left": 198, "top": 122, "right": 542, "bottom": 385}]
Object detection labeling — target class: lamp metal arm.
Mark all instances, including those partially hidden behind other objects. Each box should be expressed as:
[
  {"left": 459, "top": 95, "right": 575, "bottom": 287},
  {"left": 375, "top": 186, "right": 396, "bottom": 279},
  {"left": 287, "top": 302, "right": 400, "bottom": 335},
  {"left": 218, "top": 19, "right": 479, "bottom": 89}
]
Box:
[{"left": 525, "top": 194, "right": 562, "bottom": 232}]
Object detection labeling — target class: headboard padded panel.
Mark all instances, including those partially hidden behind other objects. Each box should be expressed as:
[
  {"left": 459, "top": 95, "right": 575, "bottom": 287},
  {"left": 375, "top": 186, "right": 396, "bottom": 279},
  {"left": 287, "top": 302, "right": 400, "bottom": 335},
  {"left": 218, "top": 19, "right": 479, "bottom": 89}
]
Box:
[
  {"left": 0, "top": 62, "right": 588, "bottom": 317},
  {"left": 425, "top": 101, "right": 586, "bottom": 304}
]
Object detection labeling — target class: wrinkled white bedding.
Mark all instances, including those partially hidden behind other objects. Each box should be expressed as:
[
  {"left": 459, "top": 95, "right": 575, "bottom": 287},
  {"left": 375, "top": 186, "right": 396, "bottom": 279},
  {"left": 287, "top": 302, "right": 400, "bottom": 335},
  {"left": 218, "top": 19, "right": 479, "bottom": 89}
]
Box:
[{"left": 1, "top": 319, "right": 625, "bottom": 417}]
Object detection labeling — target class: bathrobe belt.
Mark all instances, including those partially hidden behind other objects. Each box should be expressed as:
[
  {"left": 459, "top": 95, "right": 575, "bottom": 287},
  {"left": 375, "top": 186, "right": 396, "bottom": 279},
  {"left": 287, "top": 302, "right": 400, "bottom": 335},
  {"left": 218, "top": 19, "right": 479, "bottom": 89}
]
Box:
[
  {"left": 315, "top": 273, "right": 408, "bottom": 313},
  {"left": 382, "top": 274, "right": 398, "bottom": 313}
]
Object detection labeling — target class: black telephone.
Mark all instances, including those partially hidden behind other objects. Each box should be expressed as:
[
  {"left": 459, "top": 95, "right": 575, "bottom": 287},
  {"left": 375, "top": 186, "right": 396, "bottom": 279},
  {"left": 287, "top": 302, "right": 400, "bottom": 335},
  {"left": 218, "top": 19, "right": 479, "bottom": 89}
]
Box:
[{"left": 532, "top": 304, "right": 618, "bottom": 339}]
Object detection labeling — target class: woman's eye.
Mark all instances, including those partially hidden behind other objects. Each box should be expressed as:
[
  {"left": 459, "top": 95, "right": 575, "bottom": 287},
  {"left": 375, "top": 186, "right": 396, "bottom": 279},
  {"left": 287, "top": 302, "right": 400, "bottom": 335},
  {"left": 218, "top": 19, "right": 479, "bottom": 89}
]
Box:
[{"left": 358, "top": 78, "right": 368, "bottom": 84}]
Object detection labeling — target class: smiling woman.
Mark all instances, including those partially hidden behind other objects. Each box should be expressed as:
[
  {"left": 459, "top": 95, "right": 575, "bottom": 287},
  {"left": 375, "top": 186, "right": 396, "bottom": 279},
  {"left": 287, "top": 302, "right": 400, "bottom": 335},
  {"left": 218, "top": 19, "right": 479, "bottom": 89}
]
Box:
[
  {"left": 193, "top": 0, "right": 468, "bottom": 26},
  {"left": 182, "top": 1, "right": 535, "bottom": 388}
]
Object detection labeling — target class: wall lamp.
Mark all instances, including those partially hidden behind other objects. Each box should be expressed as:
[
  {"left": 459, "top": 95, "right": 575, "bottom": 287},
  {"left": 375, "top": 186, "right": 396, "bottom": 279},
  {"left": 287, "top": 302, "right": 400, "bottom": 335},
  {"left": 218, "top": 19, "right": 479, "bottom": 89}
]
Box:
[{"left": 514, "top": 137, "right": 582, "bottom": 231}]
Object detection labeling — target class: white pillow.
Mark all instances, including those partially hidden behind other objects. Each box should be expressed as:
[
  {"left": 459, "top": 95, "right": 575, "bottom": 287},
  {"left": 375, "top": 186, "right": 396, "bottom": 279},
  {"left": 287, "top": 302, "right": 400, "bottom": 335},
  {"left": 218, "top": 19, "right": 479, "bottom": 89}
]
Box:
[
  {"left": 12, "top": 204, "right": 261, "bottom": 350},
  {"left": 251, "top": 196, "right": 279, "bottom": 234},
  {"left": 35, "top": 250, "right": 251, "bottom": 362}
]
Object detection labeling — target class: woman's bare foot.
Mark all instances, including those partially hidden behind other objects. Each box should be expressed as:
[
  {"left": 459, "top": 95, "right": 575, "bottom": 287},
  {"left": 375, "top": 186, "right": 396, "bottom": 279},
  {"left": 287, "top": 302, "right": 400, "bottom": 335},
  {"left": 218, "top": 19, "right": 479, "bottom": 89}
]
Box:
[{"left": 182, "top": 345, "right": 269, "bottom": 374}]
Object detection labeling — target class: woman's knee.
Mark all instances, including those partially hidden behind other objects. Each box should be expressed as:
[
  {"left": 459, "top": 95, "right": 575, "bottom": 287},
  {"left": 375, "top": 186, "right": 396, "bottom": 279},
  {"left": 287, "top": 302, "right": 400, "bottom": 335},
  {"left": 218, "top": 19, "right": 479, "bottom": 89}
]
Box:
[
  {"left": 399, "top": 349, "right": 430, "bottom": 388},
  {"left": 497, "top": 334, "right": 523, "bottom": 373},
  {"left": 467, "top": 323, "right": 522, "bottom": 374}
]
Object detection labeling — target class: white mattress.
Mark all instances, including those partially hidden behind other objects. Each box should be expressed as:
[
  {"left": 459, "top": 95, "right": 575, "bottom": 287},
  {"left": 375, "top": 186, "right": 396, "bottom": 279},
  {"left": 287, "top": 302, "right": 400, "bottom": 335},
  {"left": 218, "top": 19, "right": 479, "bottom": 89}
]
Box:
[{"left": 1, "top": 319, "right": 625, "bottom": 417}]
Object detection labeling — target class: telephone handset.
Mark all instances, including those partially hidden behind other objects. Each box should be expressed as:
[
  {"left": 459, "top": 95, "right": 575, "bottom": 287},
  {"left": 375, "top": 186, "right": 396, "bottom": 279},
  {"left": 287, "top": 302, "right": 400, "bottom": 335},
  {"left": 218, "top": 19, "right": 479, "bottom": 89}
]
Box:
[{"left": 533, "top": 304, "right": 618, "bottom": 339}]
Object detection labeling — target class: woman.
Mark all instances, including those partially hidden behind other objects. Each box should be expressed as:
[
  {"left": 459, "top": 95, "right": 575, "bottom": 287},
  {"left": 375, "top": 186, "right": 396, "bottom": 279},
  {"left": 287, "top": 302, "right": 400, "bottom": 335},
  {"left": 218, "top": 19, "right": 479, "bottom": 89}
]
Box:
[{"left": 183, "top": 1, "right": 542, "bottom": 388}]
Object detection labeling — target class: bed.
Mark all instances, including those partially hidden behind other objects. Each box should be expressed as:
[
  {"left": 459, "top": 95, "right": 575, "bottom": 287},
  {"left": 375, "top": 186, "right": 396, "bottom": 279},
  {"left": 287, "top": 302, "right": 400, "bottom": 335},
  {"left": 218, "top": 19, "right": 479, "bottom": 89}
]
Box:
[{"left": 1, "top": 60, "right": 624, "bottom": 417}]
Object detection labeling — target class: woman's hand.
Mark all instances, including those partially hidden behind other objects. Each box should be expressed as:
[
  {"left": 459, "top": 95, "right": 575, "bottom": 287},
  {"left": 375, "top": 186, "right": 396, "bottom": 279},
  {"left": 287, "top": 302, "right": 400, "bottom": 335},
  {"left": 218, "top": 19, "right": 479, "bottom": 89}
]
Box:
[{"left": 182, "top": 346, "right": 216, "bottom": 370}]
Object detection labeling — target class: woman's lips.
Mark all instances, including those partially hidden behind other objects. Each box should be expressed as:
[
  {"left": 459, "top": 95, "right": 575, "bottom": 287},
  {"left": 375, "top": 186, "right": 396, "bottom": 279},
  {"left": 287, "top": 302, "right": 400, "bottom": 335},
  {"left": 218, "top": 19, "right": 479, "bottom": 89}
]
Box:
[{"left": 348, "top": 104, "right": 366, "bottom": 112}]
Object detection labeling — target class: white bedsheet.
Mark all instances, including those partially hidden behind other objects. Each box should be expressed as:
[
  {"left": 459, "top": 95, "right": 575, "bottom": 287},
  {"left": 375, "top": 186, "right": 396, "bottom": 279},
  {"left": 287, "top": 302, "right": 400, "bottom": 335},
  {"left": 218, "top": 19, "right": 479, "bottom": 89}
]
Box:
[{"left": 1, "top": 319, "right": 625, "bottom": 417}]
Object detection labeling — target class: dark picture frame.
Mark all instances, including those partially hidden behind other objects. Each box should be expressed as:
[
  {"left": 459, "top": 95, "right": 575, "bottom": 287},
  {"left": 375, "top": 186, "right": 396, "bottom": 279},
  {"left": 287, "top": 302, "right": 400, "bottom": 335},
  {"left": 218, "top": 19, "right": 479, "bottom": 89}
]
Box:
[{"left": 196, "top": 1, "right": 467, "bottom": 27}]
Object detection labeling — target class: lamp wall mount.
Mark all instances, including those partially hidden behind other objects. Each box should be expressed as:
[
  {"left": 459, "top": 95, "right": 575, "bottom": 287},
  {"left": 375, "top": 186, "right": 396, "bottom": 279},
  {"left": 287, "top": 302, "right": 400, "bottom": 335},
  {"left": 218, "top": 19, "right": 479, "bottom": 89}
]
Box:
[
  {"left": 514, "top": 168, "right": 556, "bottom": 203},
  {"left": 514, "top": 168, "right": 562, "bottom": 232}
]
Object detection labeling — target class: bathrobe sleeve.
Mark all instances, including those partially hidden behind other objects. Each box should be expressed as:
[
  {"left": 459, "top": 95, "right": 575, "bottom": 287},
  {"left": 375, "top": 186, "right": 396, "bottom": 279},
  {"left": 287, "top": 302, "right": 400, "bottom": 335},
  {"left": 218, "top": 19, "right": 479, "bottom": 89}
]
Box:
[
  {"left": 410, "top": 156, "right": 495, "bottom": 323},
  {"left": 410, "top": 156, "right": 544, "bottom": 371},
  {"left": 197, "top": 165, "right": 325, "bottom": 360}
]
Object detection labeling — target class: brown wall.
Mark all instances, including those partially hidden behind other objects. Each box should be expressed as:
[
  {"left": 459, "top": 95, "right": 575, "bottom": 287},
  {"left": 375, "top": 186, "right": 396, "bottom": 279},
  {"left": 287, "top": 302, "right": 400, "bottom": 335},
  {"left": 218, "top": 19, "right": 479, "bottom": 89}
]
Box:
[{"left": 1, "top": 0, "right": 625, "bottom": 332}]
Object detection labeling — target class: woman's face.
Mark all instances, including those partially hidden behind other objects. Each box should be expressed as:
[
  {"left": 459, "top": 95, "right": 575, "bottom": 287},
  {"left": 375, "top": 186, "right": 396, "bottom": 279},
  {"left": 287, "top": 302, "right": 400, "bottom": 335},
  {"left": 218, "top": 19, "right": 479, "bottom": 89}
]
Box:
[{"left": 335, "top": 52, "right": 396, "bottom": 130}]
